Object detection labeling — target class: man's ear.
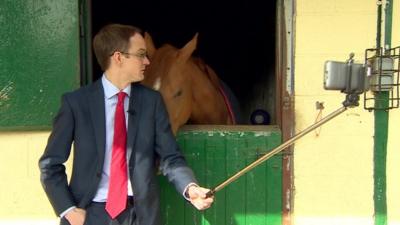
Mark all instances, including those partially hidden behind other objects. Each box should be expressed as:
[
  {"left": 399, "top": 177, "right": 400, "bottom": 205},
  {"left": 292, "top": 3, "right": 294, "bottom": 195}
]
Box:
[{"left": 110, "top": 51, "right": 123, "bottom": 66}]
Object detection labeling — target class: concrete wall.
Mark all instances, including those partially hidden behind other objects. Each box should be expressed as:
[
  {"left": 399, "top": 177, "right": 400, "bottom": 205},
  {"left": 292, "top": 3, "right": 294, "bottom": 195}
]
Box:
[
  {"left": 0, "top": 132, "right": 59, "bottom": 224},
  {"left": 294, "top": 0, "right": 399, "bottom": 225}
]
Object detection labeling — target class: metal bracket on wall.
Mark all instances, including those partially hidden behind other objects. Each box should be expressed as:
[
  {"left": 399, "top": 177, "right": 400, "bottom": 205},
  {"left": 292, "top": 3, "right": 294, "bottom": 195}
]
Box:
[{"left": 364, "top": 46, "right": 400, "bottom": 110}]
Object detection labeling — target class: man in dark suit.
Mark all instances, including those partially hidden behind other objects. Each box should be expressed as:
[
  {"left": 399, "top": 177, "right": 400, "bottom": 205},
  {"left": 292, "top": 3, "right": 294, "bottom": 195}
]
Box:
[{"left": 39, "top": 24, "right": 214, "bottom": 225}]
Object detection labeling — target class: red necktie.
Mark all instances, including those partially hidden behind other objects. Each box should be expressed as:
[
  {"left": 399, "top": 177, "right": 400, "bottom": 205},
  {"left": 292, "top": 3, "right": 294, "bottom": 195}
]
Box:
[{"left": 106, "top": 91, "right": 128, "bottom": 219}]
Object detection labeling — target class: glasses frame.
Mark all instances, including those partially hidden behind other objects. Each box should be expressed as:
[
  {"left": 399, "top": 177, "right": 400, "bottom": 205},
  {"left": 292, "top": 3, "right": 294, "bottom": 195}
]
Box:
[{"left": 110, "top": 51, "right": 148, "bottom": 60}]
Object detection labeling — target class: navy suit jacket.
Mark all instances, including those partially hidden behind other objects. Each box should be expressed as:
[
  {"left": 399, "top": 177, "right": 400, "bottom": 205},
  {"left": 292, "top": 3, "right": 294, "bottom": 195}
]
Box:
[{"left": 39, "top": 79, "right": 196, "bottom": 225}]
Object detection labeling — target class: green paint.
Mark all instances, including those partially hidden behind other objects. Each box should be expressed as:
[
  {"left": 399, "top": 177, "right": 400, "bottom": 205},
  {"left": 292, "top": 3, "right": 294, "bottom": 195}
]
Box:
[
  {"left": 159, "top": 127, "right": 282, "bottom": 225},
  {"left": 384, "top": 1, "right": 393, "bottom": 48},
  {"left": 79, "top": 0, "right": 93, "bottom": 85},
  {"left": 374, "top": 93, "right": 389, "bottom": 225},
  {"left": 373, "top": 50, "right": 387, "bottom": 225},
  {"left": 0, "top": 0, "right": 80, "bottom": 130},
  {"left": 373, "top": 1, "right": 392, "bottom": 225}
]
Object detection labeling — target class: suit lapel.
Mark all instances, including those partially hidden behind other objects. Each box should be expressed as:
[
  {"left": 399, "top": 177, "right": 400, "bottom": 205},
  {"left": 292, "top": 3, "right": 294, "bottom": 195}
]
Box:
[
  {"left": 88, "top": 80, "right": 106, "bottom": 166},
  {"left": 127, "top": 83, "right": 142, "bottom": 163}
]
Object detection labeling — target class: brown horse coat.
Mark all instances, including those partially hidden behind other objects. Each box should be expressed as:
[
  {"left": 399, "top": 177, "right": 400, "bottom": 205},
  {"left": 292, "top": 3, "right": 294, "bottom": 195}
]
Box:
[{"left": 142, "top": 33, "right": 234, "bottom": 134}]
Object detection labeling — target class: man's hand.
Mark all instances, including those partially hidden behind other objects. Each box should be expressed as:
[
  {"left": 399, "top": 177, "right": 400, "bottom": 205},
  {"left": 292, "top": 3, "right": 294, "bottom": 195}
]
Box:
[
  {"left": 65, "top": 208, "right": 86, "bottom": 225},
  {"left": 187, "top": 185, "right": 214, "bottom": 210}
]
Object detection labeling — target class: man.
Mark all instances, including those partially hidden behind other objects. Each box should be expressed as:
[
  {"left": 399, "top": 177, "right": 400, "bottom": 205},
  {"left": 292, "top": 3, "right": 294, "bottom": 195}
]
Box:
[{"left": 39, "top": 23, "right": 214, "bottom": 225}]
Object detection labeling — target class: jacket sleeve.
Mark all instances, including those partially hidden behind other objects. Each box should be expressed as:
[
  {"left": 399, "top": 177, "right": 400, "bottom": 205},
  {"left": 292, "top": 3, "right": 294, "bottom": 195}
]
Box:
[
  {"left": 38, "top": 94, "right": 76, "bottom": 216},
  {"left": 153, "top": 92, "right": 198, "bottom": 194}
]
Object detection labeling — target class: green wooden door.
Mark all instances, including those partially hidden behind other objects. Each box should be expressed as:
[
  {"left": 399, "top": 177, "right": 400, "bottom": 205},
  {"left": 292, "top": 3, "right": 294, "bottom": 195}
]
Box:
[
  {"left": 0, "top": 0, "right": 80, "bottom": 130},
  {"left": 160, "top": 125, "right": 282, "bottom": 225}
]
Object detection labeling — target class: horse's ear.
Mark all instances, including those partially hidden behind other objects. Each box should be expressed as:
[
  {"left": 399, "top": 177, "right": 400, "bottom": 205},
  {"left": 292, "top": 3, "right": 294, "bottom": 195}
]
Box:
[
  {"left": 144, "top": 32, "right": 156, "bottom": 60},
  {"left": 178, "top": 33, "right": 198, "bottom": 63}
]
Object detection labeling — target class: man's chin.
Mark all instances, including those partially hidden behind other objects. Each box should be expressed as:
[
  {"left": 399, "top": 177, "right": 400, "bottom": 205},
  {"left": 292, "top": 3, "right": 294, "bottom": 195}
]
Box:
[{"left": 132, "top": 74, "right": 144, "bottom": 83}]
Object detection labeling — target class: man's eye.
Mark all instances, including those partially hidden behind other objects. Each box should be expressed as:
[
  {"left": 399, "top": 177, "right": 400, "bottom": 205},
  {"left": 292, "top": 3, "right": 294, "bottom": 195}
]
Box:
[{"left": 138, "top": 53, "right": 147, "bottom": 58}]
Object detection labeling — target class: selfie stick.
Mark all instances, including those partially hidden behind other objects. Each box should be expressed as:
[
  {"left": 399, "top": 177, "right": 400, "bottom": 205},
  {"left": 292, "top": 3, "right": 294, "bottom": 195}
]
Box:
[
  {"left": 206, "top": 95, "right": 359, "bottom": 197},
  {"left": 206, "top": 54, "right": 362, "bottom": 198}
]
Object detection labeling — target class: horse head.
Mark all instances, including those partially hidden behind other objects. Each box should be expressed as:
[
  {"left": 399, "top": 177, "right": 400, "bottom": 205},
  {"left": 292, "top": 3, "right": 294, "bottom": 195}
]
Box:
[{"left": 142, "top": 33, "right": 234, "bottom": 135}]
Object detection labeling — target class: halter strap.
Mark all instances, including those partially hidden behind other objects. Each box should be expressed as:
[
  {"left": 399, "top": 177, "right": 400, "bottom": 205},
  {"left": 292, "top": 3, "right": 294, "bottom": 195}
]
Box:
[{"left": 198, "top": 60, "right": 236, "bottom": 124}]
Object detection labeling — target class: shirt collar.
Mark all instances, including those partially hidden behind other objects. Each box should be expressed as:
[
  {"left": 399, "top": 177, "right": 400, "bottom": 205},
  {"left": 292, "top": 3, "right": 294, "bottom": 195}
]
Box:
[{"left": 101, "top": 74, "right": 131, "bottom": 99}]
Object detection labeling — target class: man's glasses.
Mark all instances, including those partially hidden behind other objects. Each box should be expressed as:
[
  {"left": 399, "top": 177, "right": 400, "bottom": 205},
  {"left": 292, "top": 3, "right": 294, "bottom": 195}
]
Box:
[{"left": 110, "top": 51, "right": 148, "bottom": 60}]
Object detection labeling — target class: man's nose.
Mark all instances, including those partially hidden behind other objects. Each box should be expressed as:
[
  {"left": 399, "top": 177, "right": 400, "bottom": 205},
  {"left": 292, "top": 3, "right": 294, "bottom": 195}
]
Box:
[{"left": 143, "top": 56, "right": 150, "bottom": 65}]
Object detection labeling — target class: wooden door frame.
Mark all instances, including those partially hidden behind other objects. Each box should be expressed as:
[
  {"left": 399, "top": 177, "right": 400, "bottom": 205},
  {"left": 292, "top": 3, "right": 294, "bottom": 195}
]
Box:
[
  {"left": 276, "top": 0, "right": 295, "bottom": 224},
  {"left": 79, "top": 0, "right": 93, "bottom": 85}
]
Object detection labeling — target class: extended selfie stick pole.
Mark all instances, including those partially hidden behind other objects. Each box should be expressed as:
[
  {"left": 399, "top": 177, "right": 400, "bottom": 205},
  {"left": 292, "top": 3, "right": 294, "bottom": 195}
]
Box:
[{"left": 205, "top": 93, "right": 360, "bottom": 198}]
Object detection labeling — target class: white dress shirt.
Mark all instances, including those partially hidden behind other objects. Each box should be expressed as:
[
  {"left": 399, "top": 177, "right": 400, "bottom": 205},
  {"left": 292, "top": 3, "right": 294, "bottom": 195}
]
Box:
[{"left": 92, "top": 74, "right": 134, "bottom": 201}]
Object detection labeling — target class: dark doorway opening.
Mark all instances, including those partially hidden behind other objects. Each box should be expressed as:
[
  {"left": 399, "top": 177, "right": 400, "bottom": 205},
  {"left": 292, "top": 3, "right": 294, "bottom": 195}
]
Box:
[{"left": 90, "top": 1, "right": 276, "bottom": 124}]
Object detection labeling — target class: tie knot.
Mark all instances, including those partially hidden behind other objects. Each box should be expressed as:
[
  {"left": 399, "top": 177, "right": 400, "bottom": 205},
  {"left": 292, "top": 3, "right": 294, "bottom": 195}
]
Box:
[{"left": 117, "top": 91, "right": 127, "bottom": 102}]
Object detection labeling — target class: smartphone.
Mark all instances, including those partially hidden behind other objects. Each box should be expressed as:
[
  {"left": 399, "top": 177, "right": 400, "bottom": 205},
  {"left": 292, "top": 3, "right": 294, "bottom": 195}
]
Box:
[{"left": 324, "top": 61, "right": 368, "bottom": 93}]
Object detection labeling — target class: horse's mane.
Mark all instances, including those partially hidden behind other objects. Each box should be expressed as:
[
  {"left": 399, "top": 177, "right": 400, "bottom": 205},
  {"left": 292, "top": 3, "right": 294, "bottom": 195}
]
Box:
[{"left": 192, "top": 58, "right": 221, "bottom": 91}]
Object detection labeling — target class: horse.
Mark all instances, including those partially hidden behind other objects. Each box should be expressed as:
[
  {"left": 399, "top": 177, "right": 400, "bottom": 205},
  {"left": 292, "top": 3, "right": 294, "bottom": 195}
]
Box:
[{"left": 141, "top": 33, "right": 240, "bottom": 135}]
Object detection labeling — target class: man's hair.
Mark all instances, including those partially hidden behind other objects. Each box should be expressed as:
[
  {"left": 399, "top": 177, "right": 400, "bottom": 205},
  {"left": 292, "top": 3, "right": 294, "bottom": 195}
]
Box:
[{"left": 93, "top": 24, "right": 142, "bottom": 71}]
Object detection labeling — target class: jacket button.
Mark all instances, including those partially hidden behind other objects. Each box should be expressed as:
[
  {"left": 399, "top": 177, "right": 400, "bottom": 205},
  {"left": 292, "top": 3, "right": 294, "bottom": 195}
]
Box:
[{"left": 96, "top": 172, "right": 101, "bottom": 178}]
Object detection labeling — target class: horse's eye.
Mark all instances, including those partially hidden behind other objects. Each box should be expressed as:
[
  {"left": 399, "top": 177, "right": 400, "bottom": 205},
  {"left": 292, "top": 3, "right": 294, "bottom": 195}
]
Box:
[{"left": 173, "top": 90, "right": 182, "bottom": 98}]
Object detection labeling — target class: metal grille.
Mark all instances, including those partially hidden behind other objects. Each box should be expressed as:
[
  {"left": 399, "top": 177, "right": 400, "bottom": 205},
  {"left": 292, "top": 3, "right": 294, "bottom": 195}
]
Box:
[{"left": 364, "top": 46, "right": 400, "bottom": 110}]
